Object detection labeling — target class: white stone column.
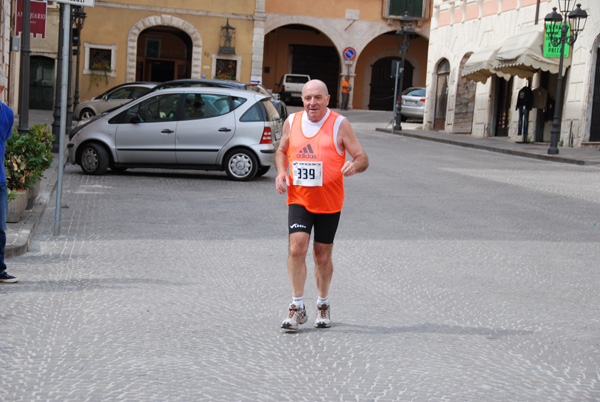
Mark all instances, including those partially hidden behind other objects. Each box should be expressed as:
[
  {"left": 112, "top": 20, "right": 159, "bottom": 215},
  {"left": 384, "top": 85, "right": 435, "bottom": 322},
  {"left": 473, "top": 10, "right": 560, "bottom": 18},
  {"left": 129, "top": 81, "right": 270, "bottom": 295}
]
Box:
[{"left": 252, "top": 0, "right": 266, "bottom": 82}]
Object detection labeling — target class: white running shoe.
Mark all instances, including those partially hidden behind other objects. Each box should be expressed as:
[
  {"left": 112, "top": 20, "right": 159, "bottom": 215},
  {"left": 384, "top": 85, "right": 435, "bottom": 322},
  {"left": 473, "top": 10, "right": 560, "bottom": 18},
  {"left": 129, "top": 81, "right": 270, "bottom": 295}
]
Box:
[
  {"left": 281, "top": 304, "right": 308, "bottom": 331},
  {"left": 314, "top": 304, "right": 331, "bottom": 328}
]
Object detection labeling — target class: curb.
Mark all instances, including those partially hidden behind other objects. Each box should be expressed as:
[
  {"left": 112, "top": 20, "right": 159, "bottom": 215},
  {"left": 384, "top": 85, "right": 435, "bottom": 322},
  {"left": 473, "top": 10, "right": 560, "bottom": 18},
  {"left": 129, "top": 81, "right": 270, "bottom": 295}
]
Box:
[
  {"left": 376, "top": 128, "right": 598, "bottom": 166},
  {"left": 5, "top": 158, "right": 59, "bottom": 258}
]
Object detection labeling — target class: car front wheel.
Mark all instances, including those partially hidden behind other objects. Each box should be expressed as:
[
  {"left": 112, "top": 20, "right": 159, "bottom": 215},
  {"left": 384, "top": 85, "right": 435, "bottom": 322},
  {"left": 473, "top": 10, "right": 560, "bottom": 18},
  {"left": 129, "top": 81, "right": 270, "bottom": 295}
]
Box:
[
  {"left": 224, "top": 149, "right": 258, "bottom": 181},
  {"left": 80, "top": 108, "right": 96, "bottom": 120},
  {"left": 79, "top": 143, "right": 109, "bottom": 175}
]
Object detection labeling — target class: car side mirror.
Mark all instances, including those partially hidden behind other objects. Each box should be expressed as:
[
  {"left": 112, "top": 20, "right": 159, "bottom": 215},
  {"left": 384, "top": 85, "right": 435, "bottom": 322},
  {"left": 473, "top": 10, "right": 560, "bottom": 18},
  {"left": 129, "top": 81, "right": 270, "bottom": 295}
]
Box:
[{"left": 131, "top": 114, "right": 143, "bottom": 124}]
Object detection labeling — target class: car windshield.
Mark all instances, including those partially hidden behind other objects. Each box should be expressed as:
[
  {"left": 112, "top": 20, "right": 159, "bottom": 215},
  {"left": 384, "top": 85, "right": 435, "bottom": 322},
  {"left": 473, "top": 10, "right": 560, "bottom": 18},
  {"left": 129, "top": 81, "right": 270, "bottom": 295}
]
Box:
[
  {"left": 286, "top": 76, "right": 309, "bottom": 84},
  {"left": 403, "top": 88, "right": 426, "bottom": 97},
  {"left": 244, "top": 84, "right": 271, "bottom": 97}
]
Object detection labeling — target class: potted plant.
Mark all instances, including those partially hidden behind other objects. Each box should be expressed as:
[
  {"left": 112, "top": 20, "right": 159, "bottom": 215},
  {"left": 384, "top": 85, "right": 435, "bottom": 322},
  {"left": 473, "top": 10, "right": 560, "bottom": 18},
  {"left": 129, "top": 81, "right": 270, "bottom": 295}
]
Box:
[
  {"left": 25, "top": 124, "right": 54, "bottom": 207},
  {"left": 4, "top": 124, "right": 54, "bottom": 222},
  {"left": 89, "top": 61, "right": 112, "bottom": 88}
]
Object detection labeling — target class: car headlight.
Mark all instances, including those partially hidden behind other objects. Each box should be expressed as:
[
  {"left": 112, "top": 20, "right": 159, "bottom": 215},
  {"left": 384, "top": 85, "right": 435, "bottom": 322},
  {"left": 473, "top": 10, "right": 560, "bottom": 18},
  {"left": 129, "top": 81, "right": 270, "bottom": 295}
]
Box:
[{"left": 68, "top": 117, "right": 96, "bottom": 140}]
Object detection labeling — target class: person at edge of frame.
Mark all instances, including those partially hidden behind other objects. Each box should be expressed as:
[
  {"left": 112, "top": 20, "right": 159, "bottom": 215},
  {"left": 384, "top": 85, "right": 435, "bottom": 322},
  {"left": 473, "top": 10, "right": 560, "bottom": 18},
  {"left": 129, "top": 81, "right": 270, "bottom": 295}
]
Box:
[{"left": 0, "top": 70, "right": 19, "bottom": 284}]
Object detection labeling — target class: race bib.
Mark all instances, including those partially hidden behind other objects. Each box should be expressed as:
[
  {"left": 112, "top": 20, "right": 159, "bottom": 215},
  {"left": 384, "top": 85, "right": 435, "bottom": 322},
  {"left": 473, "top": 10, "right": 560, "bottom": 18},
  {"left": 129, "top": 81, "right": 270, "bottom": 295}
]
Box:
[{"left": 292, "top": 161, "right": 323, "bottom": 187}]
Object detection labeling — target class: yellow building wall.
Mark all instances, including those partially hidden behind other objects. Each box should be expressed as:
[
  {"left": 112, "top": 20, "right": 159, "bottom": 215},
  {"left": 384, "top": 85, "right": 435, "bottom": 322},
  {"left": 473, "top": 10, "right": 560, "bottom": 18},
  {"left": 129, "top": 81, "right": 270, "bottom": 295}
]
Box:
[
  {"left": 266, "top": 0, "right": 384, "bottom": 21},
  {"left": 106, "top": 0, "right": 256, "bottom": 14},
  {"left": 77, "top": 1, "right": 256, "bottom": 101}
]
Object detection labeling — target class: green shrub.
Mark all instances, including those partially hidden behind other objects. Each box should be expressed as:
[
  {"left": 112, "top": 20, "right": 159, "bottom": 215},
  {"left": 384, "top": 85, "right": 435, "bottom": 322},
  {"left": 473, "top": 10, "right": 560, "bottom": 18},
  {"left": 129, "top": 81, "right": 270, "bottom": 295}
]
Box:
[{"left": 4, "top": 124, "right": 55, "bottom": 194}]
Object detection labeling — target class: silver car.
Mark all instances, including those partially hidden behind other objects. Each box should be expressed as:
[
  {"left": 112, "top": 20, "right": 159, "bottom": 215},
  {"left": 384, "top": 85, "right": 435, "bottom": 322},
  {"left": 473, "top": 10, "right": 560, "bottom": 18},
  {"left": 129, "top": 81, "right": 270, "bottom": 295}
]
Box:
[
  {"left": 400, "top": 87, "right": 426, "bottom": 121},
  {"left": 68, "top": 87, "right": 282, "bottom": 181},
  {"left": 74, "top": 82, "right": 157, "bottom": 120}
]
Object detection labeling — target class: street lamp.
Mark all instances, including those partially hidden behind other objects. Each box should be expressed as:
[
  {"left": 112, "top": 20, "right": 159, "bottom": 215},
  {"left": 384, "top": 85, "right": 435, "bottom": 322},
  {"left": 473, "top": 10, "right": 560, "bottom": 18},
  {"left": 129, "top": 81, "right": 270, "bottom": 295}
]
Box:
[
  {"left": 544, "top": 2, "right": 587, "bottom": 155},
  {"left": 72, "top": 6, "right": 86, "bottom": 109},
  {"left": 393, "top": 12, "right": 416, "bottom": 131}
]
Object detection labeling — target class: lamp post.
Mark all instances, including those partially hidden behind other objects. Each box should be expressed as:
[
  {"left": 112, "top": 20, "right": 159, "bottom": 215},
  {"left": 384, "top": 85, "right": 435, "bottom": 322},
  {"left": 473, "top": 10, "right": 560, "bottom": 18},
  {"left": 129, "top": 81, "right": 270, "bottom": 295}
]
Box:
[
  {"left": 393, "top": 12, "right": 416, "bottom": 131},
  {"left": 52, "top": 4, "right": 65, "bottom": 153},
  {"left": 18, "top": 0, "right": 31, "bottom": 135},
  {"left": 72, "top": 6, "right": 86, "bottom": 109},
  {"left": 544, "top": 2, "right": 587, "bottom": 155}
]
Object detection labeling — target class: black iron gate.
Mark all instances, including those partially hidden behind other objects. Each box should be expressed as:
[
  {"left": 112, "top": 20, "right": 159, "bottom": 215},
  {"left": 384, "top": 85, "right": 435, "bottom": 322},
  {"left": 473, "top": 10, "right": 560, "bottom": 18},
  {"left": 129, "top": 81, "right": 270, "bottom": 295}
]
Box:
[
  {"left": 369, "top": 57, "right": 413, "bottom": 111},
  {"left": 590, "top": 51, "right": 600, "bottom": 142}
]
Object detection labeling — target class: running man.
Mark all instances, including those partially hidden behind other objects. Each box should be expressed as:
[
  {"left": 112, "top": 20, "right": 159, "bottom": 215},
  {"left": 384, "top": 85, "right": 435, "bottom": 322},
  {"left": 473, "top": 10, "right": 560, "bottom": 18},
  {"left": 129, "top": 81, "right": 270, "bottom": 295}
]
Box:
[{"left": 275, "top": 79, "right": 368, "bottom": 330}]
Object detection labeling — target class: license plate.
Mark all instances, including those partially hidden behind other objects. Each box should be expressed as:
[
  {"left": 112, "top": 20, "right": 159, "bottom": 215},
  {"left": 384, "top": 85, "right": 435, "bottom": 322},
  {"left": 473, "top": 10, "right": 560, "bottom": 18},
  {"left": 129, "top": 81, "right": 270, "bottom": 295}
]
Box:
[{"left": 292, "top": 93, "right": 302, "bottom": 97}]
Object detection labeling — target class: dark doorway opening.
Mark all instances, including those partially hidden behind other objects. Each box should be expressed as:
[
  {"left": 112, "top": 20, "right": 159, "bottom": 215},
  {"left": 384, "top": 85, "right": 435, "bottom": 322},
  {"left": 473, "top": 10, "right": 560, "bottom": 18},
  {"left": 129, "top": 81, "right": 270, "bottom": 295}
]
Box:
[
  {"left": 291, "top": 44, "right": 340, "bottom": 106},
  {"left": 434, "top": 59, "right": 450, "bottom": 130},
  {"left": 136, "top": 27, "right": 192, "bottom": 82},
  {"left": 30, "top": 56, "right": 54, "bottom": 110},
  {"left": 591, "top": 50, "right": 600, "bottom": 142},
  {"left": 369, "top": 57, "right": 413, "bottom": 111},
  {"left": 494, "top": 76, "right": 513, "bottom": 137}
]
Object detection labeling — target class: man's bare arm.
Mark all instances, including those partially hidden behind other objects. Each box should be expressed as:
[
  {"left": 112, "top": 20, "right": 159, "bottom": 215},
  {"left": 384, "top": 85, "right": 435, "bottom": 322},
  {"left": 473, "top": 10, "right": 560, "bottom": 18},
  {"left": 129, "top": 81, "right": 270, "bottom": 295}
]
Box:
[
  {"left": 275, "top": 119, "right": 291, "bottom": 194},
  {"left": 338, "top": 119, "right": 368, "bottom": 176}
]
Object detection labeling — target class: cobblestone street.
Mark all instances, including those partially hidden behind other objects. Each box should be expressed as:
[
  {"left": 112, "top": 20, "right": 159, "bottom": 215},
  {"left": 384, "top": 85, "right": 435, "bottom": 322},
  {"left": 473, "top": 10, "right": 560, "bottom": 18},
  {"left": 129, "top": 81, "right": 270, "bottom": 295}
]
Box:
[{"left": 1, "top": 126, "right": 599, "bottom": 401}]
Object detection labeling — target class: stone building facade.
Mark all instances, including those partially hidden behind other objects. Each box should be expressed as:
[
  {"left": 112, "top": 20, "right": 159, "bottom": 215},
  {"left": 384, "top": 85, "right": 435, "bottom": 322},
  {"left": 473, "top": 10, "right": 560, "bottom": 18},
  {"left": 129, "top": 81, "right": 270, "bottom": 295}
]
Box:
[{"left": 425, "top": 0, "right": 600, "bottom": 147}]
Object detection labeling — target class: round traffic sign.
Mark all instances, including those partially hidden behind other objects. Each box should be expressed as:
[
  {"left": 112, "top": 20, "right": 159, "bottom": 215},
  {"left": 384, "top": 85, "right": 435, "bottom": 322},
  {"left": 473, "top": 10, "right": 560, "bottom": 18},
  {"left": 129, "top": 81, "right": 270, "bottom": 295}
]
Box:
[{"left": 343, "top": 47, "right": 356, "bottom": 61}]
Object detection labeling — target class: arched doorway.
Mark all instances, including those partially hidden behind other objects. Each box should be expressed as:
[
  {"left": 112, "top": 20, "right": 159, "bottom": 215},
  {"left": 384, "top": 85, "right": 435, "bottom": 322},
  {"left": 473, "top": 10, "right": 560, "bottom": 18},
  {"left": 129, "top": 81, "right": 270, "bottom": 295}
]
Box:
[
  {"left": 454, "top": 54, "right": 476, "bottom": 133},
  {"left": 263, "top": 24, "right": 339, "bottom": 105},
  {"left": 29, "top": 56, "right": 54, "bottom": 110},
  {"left": 136, "top": 27, "right": 192, "bottom": 82},
  {"left": 591, "top": 46, "right": 600, "bottom": 142},
  {"left": 434, "top": 59, "right": 450, "bottom": 130},
  {"left": 369, "top": 57, "right": 413, "bottom": 111}
]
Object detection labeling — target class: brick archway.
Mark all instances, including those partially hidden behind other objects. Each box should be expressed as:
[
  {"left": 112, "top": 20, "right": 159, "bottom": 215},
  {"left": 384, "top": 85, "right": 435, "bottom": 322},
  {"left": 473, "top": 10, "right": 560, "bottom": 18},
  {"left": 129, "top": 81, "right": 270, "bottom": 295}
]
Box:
[{"left": 126, "top": 15, "right": 202, "bottom": 82}]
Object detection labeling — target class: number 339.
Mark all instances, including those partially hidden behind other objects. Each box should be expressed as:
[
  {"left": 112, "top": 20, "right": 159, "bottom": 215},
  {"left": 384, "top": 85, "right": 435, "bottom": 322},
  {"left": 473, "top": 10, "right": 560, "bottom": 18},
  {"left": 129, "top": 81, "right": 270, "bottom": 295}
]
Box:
[{"left": 297, "top": 168, "right": 316, "bottom": 180}]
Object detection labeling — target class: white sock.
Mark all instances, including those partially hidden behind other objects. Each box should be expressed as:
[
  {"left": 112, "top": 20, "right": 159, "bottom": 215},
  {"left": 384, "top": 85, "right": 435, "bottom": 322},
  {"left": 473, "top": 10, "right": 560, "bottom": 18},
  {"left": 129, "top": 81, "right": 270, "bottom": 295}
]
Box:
[
  {"left": 317, "top": 296, "right": 329, "bottom": 307},
  {"left": 292, "top": 296, "right": 304, "bottom": 309}
]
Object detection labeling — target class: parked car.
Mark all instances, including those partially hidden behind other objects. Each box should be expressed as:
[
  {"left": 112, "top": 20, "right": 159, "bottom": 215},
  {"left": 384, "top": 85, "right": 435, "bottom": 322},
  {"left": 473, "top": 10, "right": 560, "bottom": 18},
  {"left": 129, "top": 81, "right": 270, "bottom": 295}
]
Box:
[
  {"left": 67, "top": 87, "right": 282, "bottom": 181},
  {"left": 152, "top": 79, "right": 289, "bottom": 120},
  {"left": 400, "top": 87, "right": 426, "bottom": 121},
  {"left": 275, "top": 74, "right": 311, "bottom": 105},
  {"left": 74, "top": 82, "right": 157, "bottom": 120}
]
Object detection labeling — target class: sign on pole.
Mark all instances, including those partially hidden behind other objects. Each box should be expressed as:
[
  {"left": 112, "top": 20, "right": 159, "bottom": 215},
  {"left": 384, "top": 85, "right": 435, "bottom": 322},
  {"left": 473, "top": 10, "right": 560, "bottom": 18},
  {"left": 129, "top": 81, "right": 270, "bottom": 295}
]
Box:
[
  {"left": 544, "top": 23, "right": 570, "bottom": 58},
  {"left": 16, "top": 0, "right": 47, "bottom": 39},
  {"left": 54, "top": 0, "right": 94, "bottom": 235},
  {"left": 54, "top": 0, "right": 95, "bottom": 6},
  {"left": 343, "top": 47, "right": 356, "bottom": 61}
]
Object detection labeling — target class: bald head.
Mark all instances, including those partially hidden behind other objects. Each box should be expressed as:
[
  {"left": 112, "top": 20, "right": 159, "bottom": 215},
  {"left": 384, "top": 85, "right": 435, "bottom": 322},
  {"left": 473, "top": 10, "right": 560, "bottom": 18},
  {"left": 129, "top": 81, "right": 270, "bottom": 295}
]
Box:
[
  {"left": 303, "top": 79, "right": 329, "bottom": 97},
  {"left": 301, "top": 79, "right": 331, "bottom": 122}
]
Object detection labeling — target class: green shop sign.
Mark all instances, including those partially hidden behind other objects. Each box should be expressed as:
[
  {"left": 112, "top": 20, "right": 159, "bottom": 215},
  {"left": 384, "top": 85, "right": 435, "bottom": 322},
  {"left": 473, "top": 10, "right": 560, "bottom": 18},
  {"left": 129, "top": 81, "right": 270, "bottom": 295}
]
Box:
[{"left": 544, "top": 23, "right": 570, "bottom": 58}]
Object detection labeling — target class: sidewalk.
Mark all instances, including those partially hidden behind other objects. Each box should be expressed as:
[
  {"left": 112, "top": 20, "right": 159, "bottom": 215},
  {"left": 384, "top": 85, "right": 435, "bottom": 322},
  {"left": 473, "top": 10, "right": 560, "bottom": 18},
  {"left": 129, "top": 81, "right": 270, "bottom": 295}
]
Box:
[
  {"left": 339, "top": 108, "right": 600, "bottom": 166},
  {"left": 6, "top": 109, "right": 59, "bottom": 258},
  {"left": 6, "top": 108, "right": 600, "bottom": 259},
  {"left": 376, "top": 126, "right": 600, "bottom": 166}
]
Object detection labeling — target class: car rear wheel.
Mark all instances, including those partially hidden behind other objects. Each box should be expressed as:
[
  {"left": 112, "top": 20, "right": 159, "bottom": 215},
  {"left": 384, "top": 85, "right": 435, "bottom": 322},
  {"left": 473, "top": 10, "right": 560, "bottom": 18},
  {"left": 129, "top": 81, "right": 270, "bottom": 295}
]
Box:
[
  {"left": 224, "top": 149, "right": 258, "bottom": 181},
  {"left": 256, "top": 166, "right": 270, "bottom": 177},
  {"left": 80, "top": 108, "right": 96, "bottom": 120},
  {"left": 79, "top": 143, "right": 109, "bottom": 175}
]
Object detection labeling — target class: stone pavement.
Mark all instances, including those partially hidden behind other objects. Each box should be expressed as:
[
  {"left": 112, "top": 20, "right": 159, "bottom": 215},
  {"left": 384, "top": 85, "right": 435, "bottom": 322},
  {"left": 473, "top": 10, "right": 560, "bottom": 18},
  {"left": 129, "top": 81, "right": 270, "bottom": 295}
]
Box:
[
  {"left": 6, "top": 108, "right": 600, "bottom": 259},
  {"left": 3, "top": 124, "right": 599, "bottom": 401}
]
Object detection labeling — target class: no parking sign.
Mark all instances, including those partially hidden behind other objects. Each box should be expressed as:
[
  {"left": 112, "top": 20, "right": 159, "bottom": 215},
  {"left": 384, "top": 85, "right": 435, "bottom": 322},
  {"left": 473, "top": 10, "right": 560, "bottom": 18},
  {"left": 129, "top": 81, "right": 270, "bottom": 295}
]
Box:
[{"left": 343, "top": 47, "right": 356, "bottom": 61}]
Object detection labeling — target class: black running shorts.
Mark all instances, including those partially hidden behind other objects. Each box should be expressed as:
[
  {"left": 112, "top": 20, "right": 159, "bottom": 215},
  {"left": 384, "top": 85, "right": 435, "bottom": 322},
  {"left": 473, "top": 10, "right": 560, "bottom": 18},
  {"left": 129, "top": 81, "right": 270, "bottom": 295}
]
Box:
[{"left": 288, "top": 204, "right": 341, "bottom": 244}]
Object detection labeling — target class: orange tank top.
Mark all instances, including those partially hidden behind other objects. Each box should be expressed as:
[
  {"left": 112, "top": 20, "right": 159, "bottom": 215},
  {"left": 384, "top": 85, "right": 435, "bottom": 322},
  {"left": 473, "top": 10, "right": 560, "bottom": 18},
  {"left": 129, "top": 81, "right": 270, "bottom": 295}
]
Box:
[{"left": 287, "top": 111, "right": 346, "bottom": 213}]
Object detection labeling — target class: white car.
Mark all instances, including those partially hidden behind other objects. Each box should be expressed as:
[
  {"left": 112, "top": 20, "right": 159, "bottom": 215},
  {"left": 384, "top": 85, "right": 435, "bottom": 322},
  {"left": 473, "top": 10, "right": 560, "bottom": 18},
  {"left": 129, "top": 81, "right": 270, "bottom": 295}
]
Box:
[
  {"left": 400, "top": 87, "right": 426, "bottom": 121},
  {"left": 74, "top": 82, "right": 157, "bottom": 120},
  {"left": 68, "top": 87, "right": 282, "bottom": 181}
]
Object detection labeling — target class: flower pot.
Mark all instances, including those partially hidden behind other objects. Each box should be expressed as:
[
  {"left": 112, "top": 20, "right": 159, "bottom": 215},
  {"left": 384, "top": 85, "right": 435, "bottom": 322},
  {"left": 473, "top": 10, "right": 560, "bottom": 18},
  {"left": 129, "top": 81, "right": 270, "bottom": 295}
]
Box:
[
  {"left": 7, "top": 189, "right": 28, "bottom": 223},
  {"left": 26, "top": 180, "right": 42, "bottom": 210}
]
